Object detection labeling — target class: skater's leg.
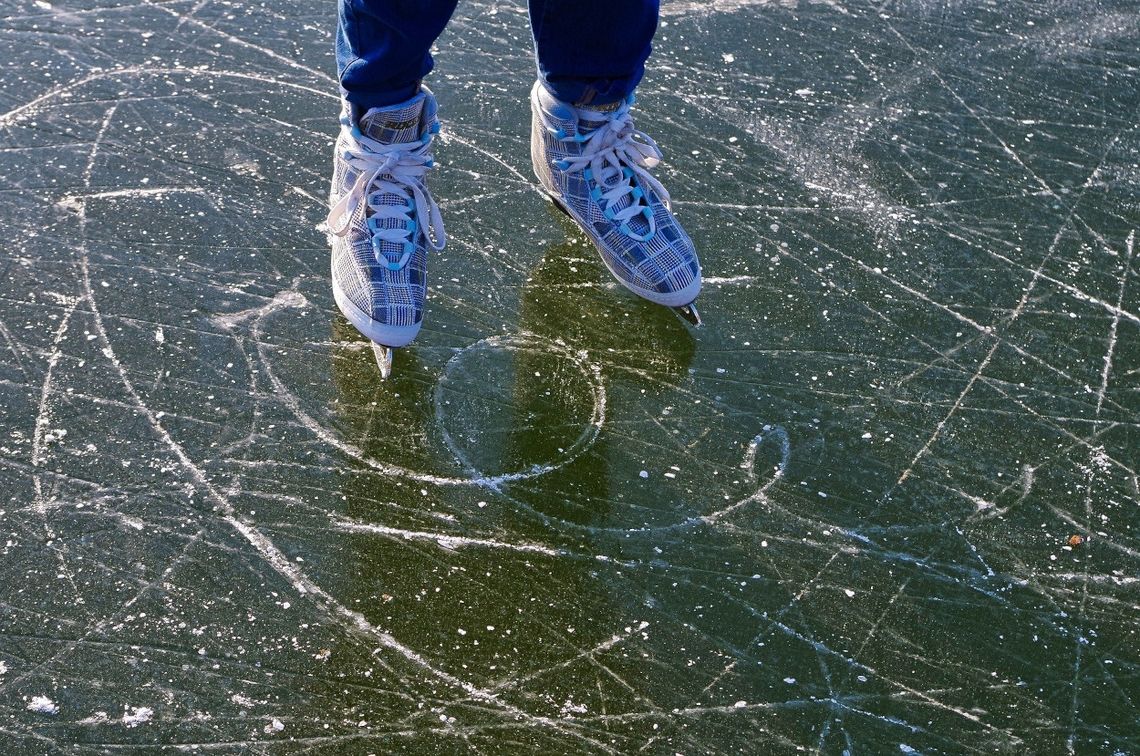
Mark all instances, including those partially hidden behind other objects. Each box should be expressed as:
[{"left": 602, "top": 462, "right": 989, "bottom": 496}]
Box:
[
  {"left": 526, "top": 0, "right": 701, "bottom": 319},
  {"left": 330, "top": 1, "right": 453, "bottom": 376},
  {"left": 337, "top": 0, "right": 459, "bottom": 118},
  {"left": 527, "top": 0, "right": 659, "bottom": 106}
]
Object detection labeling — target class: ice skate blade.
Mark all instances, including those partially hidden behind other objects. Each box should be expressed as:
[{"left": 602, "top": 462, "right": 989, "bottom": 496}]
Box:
[
  {"left": 675, "top": 303, "right": 702, "bottom": 327},
  {"left": 371, "top": 343, "right": 394, "bottom": 379}
]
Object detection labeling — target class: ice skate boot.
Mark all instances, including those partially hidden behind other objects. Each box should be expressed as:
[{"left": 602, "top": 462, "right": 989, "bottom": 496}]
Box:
[
  {"left": 327, "top": 88, "right": 445, "bottom": 378},
  {"left": 529, "top": 81, "right": 702, "bottom": 325}
]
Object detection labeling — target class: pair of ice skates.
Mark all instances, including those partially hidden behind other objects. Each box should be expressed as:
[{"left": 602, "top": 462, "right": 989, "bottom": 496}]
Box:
[{"left": 327, "top": 82, "right": 702, "bottom": 377}]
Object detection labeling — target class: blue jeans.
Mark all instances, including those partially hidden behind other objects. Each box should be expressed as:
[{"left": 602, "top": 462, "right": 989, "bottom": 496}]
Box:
[{"left": 337, "top": 0, "right": 659, "bottom": 113}]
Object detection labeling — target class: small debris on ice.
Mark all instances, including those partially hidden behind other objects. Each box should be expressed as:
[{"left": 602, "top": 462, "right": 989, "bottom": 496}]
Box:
[
  {"left": 264, "top": 718, "right": 285, "bottom": 733},
  {"left": 560, "top": 698, "right": 588, "bottom": 715},
  {"left": 122, "top": 706, "right": 153, "bottom": 727},
  {"left": 28, "top": 696, "right": 59, "bottom": 715}
]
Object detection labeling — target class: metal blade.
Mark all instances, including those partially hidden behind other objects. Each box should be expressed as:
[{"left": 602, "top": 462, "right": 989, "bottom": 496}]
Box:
[
  {"left": 371, "top": 343, "right": 394, "bottom": 379},
  {"left": 675, "top": 302, "right": 702, "bottom": 327}
]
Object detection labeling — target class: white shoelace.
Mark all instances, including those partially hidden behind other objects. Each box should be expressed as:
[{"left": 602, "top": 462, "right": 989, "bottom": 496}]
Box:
[
  {"left": 550, "top": 104, "right": 670, "bottom": 241},
  {"left": 326, "top": 122, "right": 445, "bottom": 270}
]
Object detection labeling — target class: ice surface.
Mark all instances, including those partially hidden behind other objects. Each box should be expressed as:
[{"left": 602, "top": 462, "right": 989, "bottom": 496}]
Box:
[{"left": 1, "top": 0, "right": 1138, "bottom": 752}]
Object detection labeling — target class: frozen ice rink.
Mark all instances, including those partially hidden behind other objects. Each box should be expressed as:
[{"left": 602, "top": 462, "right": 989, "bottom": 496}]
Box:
[{"left": 1, "top": 0, "right": 1138, "bottom": 752}]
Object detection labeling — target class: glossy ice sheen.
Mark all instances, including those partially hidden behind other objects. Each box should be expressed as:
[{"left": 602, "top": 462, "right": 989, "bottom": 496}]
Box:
[{"left": 0, "top": 0, "right": 1137, "bottom": 753}]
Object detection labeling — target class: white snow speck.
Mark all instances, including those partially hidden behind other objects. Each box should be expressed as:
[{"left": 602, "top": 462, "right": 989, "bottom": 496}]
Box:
[
  {"left": 844, "top": 589, "right": 856, "bottom": 598},
  {"left": 861, "top": 432, "right": 872, "bottom": 439},
  {"left": 733, "top": 700, "right": 747, "bottom": 708},
  {"left": 783, "top": 677, "right": 796, "bottom": 684},
  {"left": 560, "top": 698, "right": 588, "bottom": 715},
  {"left": 639, "top": 470, "right": 649, "bottom": 479},
  {"left": 122, "top": 706, "right": 153, "bottom": 727},
  {"left": 722, "top": 53, "right": 735, "bottom": 63},
  {"left": 0, "top": 661, "right": 8, "bottom": 675},
  {"left": 155, "top": 327, "right": 164, "bottom": 344},
  {"left": 123, "top": 711, "right": 153, "bottom": 729},
  {"left": 899, "top": 746, "right": 917, "bottom": 754},
  {"left": 28, "top": 696, "right": 58, "bottom": 715},
  {"left": 795, "top": 87, "right": 815, "bottom": 97},
  {"left": 264, "top": 718, "right": 285, "bottom": 733}
]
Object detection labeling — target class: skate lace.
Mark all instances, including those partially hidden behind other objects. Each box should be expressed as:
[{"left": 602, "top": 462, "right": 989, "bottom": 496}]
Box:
[
  {"left": 326, "top": 121, "right": 445, "bottom": 271},
  {"left": 547, "top": 102, "right": 669, "bottom": 242}
]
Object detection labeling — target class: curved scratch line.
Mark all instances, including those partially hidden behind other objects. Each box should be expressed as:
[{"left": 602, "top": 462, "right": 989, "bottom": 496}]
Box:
[
  {"left": 431, "top": 333, "right": 607, "bottom": 491},
  {"left": 250, "top": 292, "right": 606, "bottom": 489},
  {"left": 703, "top": 428, "right": 789, "bottom": 524}
]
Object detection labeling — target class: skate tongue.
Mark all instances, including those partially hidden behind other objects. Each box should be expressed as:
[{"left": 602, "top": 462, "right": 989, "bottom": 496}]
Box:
[
  {"left": 359, "top": 94, "right": 426, "bottom": 145},
  {"left": 575, "top": 100, "right": 623, "bottom": 133},
  {"left": 354, "top": 93, "right": 432, "bottom": 263},
  {"left": 574, "top": 102, "right": 651, "bottom": 237}
]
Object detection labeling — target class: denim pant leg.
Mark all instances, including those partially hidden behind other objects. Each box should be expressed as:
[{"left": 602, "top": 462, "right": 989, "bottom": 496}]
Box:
[
  {"left": 337, "top": 0, "right": 459, "bottom": 113},
  {"left": 528, "top": 0, "right": 659, "bottom": 106}
]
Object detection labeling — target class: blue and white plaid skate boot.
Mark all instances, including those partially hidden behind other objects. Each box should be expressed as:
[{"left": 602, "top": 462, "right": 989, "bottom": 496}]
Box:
[
  {"left": 327, "top": 88, "right": 445, "bottom": 378},
  {"left": 529, "top": 81, "right": 702, "bottom": 325}
]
